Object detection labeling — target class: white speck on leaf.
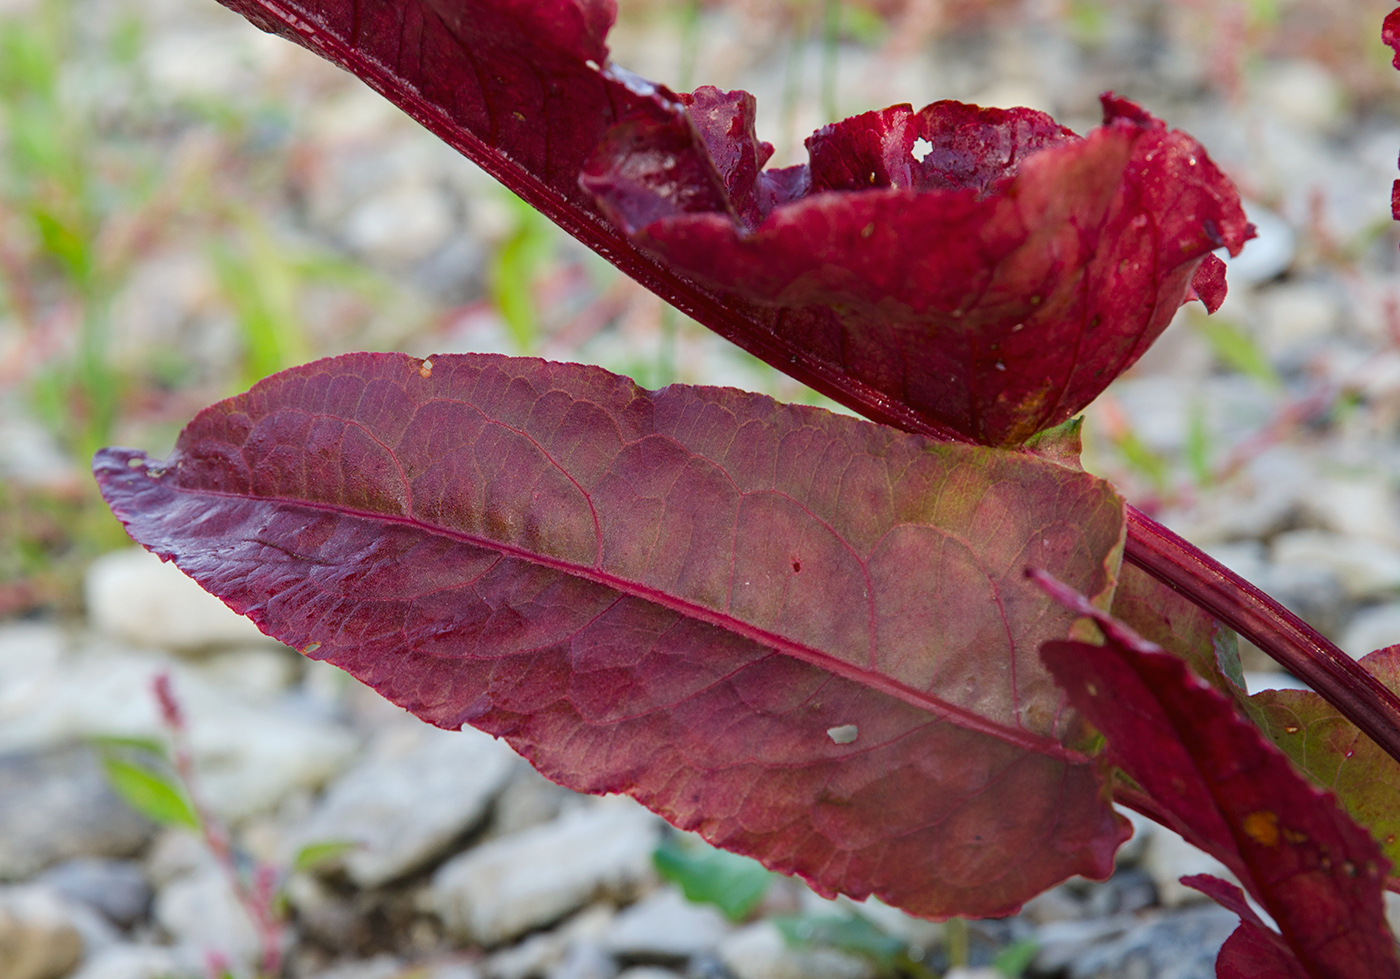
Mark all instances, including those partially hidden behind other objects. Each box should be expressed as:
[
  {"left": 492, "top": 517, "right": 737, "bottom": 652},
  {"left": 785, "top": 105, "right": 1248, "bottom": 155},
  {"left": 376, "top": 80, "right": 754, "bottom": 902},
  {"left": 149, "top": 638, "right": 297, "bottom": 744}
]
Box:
[
  {"left": 827, "top": 724, "right": 858, "bottom": 744},
  {"left": 911, "top": 137, "right": 933, "bottom": 162}
]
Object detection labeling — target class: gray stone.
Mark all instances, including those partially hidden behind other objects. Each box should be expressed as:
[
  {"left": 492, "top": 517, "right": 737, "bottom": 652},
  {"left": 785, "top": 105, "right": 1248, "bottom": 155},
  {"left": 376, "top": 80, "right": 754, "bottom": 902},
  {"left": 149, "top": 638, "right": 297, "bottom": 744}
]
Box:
[
  {"left": 1082, "top": 868, "right": 1157, "bottom": 918},
  {"left": 39, "top": 858, "right": 151, "bottom": 926},
  {"left": 0, "top": 884, "right": 86, "bottom": 979},
  {"left": 292, "top": 722, "right": 517, "bottom": 888},
  {"left": 717, "top": 921, "right": 874, "bottom": 979},
  {"left": 1020, "top": 885, "right": 1084, "bottom": 925},
  {"left": 549, "top": 942, "right": 618, "bottom": 979},
  {"left": 434, "top": 801, "right": 659, "bottom": 945},
  {"left": 602, "top": 888, "right": 730, "bottom": 962},
  {"left": 616, "top": 970, "right": 680, "bottom": 979},
  {"left": 85, "top": 547, "right": 270, "bottom": 652},
  {"left": 344, "top": 183, "right": 456, "bottom": 265},
  {"left": 1068, "top": 905, "right": 1238, "bottom": 979},
  {"left": 1218, "top": 203, "right": 1294, "bottom": 285},
  {"left": 484, "top": 905, "right": 615, "bottom": 979},
  {"left": 0, "top": 744, "right": 152, "bottom": 880},
  {"left": 1032, "top": 917, "right": 1136, "bottom": 974},
  {"left": 309, "top": 954, "right": 406, "bottom": 979},
  {"left": 0, "top": 646, "right": 357, "bottom": 820}
]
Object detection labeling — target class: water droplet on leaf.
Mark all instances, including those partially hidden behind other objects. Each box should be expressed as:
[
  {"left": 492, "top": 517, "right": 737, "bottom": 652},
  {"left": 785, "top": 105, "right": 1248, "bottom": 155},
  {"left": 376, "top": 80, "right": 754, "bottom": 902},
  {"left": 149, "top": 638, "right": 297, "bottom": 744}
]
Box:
[{"left": 827, "top": 724, "right": 858, "bottom": 744}]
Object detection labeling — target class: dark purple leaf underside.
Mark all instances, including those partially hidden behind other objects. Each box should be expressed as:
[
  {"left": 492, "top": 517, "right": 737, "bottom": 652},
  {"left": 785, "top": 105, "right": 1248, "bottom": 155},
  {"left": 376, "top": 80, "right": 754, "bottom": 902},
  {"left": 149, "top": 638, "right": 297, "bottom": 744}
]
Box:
[
  {"left": 95, "top": 352, "right": 1129, "bottom": 918},
  {"left": 1038, "top": 577, "right": 1400, "bottom": 979}
]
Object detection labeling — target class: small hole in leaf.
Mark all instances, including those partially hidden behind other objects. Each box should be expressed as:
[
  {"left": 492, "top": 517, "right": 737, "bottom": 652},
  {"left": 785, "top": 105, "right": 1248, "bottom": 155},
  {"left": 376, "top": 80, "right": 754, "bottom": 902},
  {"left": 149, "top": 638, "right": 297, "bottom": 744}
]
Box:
[
  {"left": 419, "top": 359, "right": 433, "bottom": 379},
  {"left": 827, "top": 724, "right": 858, "bottom": 744},
  {"left": 304, "top": 642, "right": 321, "bottom": 655},
  {"left": 127, "top": 458, "right": 144, "bottom": 468},
  {"left": 911, "top": 137, "right": 933, "bottom": 162}
]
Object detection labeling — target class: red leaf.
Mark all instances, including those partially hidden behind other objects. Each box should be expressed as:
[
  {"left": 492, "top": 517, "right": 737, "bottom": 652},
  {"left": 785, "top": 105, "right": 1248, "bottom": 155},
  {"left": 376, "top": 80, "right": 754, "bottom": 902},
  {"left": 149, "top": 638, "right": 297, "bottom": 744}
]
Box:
[
  {"left": 1184, "top": 876, "right": 1310, "bottom": 979},
  {"left": 585, "top": 92, "right": 1253, "bottom": 445},
  {"left": 208, "top": 0, "right": 1250, "bottom": 446},
  {"left": 1037, "top": 574, "right": 1400, "bottom": 979},
  {"left": 1385, "top": 7, "right": 1400, "bottom": 69},
  {"left": 94, "top": 352, "right": 1132, "bottom": 919}
]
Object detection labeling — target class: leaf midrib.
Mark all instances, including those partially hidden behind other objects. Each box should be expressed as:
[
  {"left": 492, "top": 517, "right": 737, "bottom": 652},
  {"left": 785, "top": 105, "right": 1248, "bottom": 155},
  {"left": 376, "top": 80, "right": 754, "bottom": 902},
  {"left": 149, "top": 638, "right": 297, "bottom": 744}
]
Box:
[{"left": 154, "top": 463, "right": 1083, "bottom": 763}]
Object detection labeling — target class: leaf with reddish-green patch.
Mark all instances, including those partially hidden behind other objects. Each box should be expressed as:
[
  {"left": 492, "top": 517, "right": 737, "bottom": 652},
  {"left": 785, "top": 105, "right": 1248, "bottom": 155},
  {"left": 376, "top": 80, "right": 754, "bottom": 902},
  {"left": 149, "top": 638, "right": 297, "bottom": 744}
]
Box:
[
  {"left": 1037, "top": 574, "right": 1399, "bottom": 979},
  {"left": 94, "top": 352, "right": 1130, "bottom": 919},
  {"left": 1109, "top": 562, "right": 1244, "bottom": 696},
  {"left": 208, "top": 0, "right": 1249, "bottom": 446},
  {"left": 1245, "top": 648, "right": 1400, "bottom": 871}
]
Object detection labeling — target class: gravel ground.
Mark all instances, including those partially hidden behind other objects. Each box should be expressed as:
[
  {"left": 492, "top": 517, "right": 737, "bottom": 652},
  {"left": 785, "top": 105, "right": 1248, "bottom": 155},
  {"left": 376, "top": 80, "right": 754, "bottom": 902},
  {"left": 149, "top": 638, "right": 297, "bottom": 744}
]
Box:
[{"left": 4, "top": 0, "right": 1400, "bottom": 977}]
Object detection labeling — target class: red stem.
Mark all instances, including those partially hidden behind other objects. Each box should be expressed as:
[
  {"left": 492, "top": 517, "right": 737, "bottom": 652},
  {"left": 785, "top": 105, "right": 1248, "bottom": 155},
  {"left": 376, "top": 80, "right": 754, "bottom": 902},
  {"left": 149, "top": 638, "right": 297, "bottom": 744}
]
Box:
[{"left": 1124, "top": 507, "right": 1400, "bottom": 764}]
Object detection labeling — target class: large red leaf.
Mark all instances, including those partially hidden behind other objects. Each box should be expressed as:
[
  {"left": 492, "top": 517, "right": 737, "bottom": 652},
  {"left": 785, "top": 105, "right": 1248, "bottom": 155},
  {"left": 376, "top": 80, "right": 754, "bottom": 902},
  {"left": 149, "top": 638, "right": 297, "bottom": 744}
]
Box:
[
  {"left": 210, "top": 0, "right": 1249, "bottom": 446},
  {"left": 1038, "top": 576, "right": 1400, "bottom": 979},
  {"left": 94, "top": 352, "right": 1130, "bottom": 918}
]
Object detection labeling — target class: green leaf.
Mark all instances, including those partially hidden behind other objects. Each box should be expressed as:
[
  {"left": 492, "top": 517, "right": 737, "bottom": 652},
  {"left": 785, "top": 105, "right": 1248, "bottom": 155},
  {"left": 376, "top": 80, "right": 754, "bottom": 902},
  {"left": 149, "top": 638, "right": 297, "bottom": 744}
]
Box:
[
  {"left": 773, "top": 911, "right": 906, "bottom": 968},
  {"left": 87, "top": 734, "right": 170, "bottom": 758},
  {"left": 292, "top": 839, "right": 361, "bottom": 873},
  {"left": 653, "top": 836, "right": 773, "bottom": 922},
  {"left": 100, "top": 755, "right": 199, "bottom": 830},
  {"left": 1243, "top": 648, "right": 1400, "bottom": 870},
  {"left": 1190, "top": 314, "right": 1280, "bottom": 388},
  {"left": 993, "top": 938, "right": 1040, "bottom": 977}
]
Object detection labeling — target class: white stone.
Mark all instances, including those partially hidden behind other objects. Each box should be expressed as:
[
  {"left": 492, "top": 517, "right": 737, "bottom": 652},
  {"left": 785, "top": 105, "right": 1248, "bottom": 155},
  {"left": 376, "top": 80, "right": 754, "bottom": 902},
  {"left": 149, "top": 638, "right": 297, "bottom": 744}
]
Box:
[
  {"left": 1253, "top": 59, "right": 1346, "bottom": 132},
  {"left": 0, "top": 623, "right": 67, "bottom": 681},
  {"left": 85, "top": 548, "right": 270, "bottom": 652},
  {"left": 602, "top": 887, "right": 730, "bottom": 961},
  {"left": 0, "top": 645, "right": 356, "bottom": 821},
  {"left": 615, "top": 970, "right": 680, "bottom": 979},
  {"left": 154, "top": 866, "right": 261, "bottom": 974},
  {"left": 1141, "top": 826, "right": 1238, "bottom": 908},
  {"left": 291, "top": 723, "right": 517, "bottom": 888},
  {"left": 1257, "top": 282, "right": 1340, "bottom": 355},
  {"left": 433, "top": 799, "right": 661, "bottom": 945},
  {"left": 1302, "top": 475, "right": 1400, "bottom": 546},
  {"left": 309, "top": 954, "right": 406, "bottom": 979},
  {"left": 717, "top": 921, "right": 874, "bottom": 979},
  {"left": 1218, "top": 203, "right": 1294, "bottom": 286},
  {"left": 344, "top": 184, "right": 455, "bottom": 264},
  {"left": 196, "top": 647, "right": 301, "bottom": 697},
  {"left": 67, "top": 944, "right": 189, "bottom": 979},
  {"left": 1341, "top": 603, "right": 1400, "bottom": 659},
  {"left": 1272, "top": 530, "right": 1400, "bottom": 601},
  {"left": 0, "top": 884, "right": 86, "bottom": 979}
]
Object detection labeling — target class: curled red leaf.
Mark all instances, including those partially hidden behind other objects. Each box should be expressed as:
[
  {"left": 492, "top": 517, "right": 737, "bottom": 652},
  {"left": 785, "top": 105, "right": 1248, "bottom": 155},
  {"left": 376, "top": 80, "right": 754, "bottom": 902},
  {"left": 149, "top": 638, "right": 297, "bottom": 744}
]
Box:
[{"left": 584, "top": 90, "right": 1253, "bottom": 445}]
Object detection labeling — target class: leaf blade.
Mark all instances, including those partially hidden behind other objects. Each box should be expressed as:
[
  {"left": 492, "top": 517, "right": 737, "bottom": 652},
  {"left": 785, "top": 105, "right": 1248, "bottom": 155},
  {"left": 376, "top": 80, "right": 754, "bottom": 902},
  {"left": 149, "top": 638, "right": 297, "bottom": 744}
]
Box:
[{"left": 96, "top": 351, "right": 1129, "bottom": 918}]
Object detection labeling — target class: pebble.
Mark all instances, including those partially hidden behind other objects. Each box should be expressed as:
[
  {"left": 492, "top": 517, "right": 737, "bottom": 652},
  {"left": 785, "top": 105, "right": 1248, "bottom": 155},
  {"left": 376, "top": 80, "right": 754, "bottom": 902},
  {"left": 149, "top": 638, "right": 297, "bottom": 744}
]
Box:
[
  {"left": 309, "top": 954, "right": 406, "bottom": 979},
  {"left": 615, "top": 969, "right": 681, "bottom": 979},
  {"left": 601, "top": 887, "right": 731, "bottom": 962},
  {"left": 1340, "top": 602, "right": 1400, "bottom": 659},
  {"left": 1140, "top": 828, "right": 1237, "bottom": 909},
  {"left": 67, "top": 943, "right": 189, "bottom": 979},
  {"left": 433, "top": 800, "right": 660, "bottom": 945},
  {"left": 1302, "top": 474, "right": 1400, "bottom": 546},
  {"left": 0, "top": 744, "right": 152, "bottom": 881},
  {"left": 154, "top": 865, "right": 262, "bottom": 974},
  {"left": 1217, "top": 203, "right": 1294, "bottom": 285},
  {"left": 292, "top": 723, "right": 517, "bottom": 888},
  {"left": 0, "top": 646, "right": 357, "bottom": 820},
  {"left": 1032, "top": 916, "right": 1136, "bottom": 974},
  {"left": 85, "top": 548, "right": 271, "bottom": 652},
  {"left": 344, "top": 183, "right": 457, "bottom": 265},
  {"left": 0, "top": 884, "right": 86, "bottom": 979},
  {"left": 716, "top": 921, "right": 874, "bottom": 979},
  {"left": 1067, "top": 905, "right": 1238, "bottom": 979},
  {"left": 1271, "top": 529, "right": 1400, "bottom": 601},
  {"left": 39, "top": 858, "right": 151, "bottom": 926},
  {"left": 548, "top": 941, "right": 618, "bottom": 979}
]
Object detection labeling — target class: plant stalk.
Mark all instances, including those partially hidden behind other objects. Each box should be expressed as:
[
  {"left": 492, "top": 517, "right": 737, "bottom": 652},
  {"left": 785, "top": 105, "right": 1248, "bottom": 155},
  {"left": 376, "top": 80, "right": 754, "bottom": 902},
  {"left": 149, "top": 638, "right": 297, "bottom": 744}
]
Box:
[{"left": 1124, "top": 506, "right": 1400, "bottom": 764}]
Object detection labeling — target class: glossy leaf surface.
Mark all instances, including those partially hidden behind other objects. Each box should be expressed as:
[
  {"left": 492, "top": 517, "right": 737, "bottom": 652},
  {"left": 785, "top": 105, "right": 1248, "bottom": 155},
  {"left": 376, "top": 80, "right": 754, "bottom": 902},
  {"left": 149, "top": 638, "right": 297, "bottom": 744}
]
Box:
[
  {"left": 1246, "top": 648, "right": 1400, "bottom": 870},
  {"left": 1038, "top": 577, "right": 1400, "bottom": 979},
  {"left": 210, "top": 0, "right": 1248, "bottom": 446},
  {"left": 95, "top": 352, "right": 1129, "bottom": 919}
]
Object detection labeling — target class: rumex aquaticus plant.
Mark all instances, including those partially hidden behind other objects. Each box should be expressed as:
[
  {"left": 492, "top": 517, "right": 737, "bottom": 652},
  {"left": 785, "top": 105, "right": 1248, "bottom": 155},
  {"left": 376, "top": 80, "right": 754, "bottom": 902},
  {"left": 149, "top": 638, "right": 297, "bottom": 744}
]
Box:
[{"left": 91, "top": 1, "right": 1400, "bottom": 974}]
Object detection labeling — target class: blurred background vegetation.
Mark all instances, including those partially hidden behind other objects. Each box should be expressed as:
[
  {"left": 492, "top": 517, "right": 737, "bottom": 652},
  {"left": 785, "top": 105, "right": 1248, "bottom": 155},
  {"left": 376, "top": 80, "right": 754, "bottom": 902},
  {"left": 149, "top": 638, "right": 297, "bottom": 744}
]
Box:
[{"left": 1, "top": 0, "right": 1399, "bottom": 617}]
